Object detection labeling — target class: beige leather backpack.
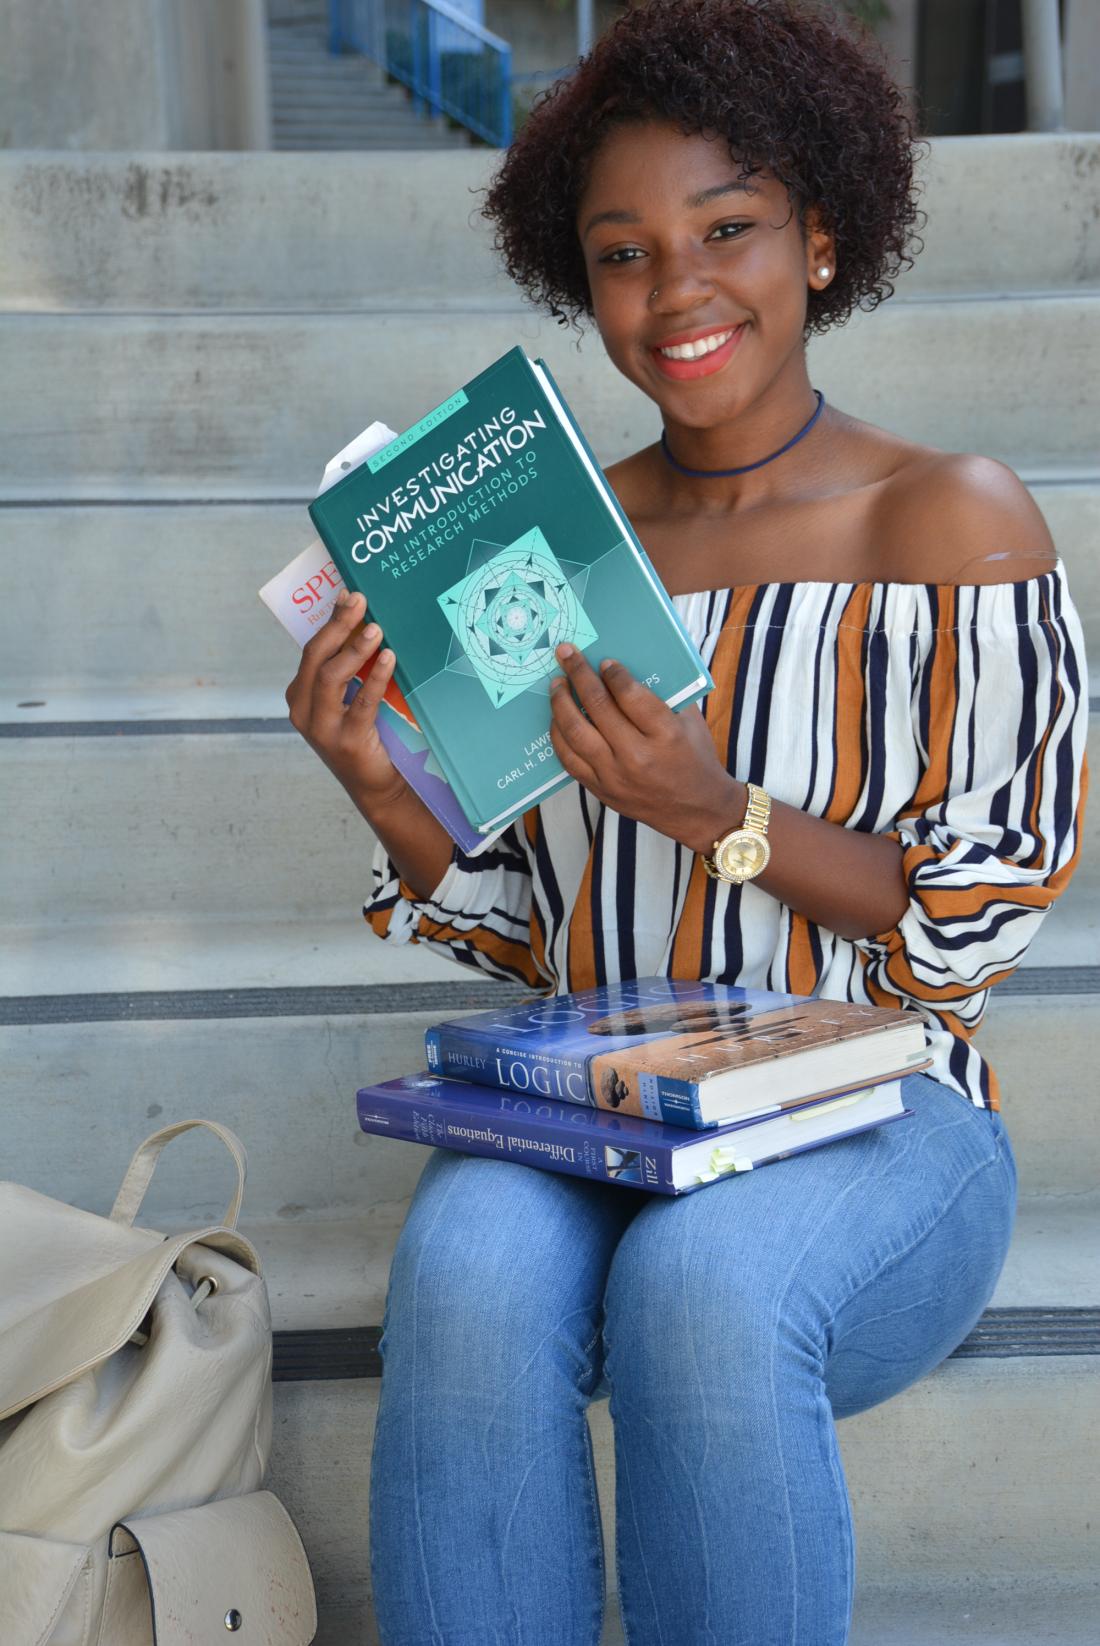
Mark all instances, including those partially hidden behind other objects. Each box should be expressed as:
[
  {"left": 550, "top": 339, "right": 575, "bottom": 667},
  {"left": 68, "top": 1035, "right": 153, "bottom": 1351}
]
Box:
[{"left": 0, "top": 1120, "right": 317, "bottom": 1645}]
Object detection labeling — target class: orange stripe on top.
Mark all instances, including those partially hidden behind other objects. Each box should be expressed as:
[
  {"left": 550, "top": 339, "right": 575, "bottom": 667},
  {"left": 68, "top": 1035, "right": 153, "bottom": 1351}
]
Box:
[
  {"left": 787, "top": 913, "right": 821, "bottom": 996},
  {"left": 825, "top": 584, "right": 875, "bottom": 824}
]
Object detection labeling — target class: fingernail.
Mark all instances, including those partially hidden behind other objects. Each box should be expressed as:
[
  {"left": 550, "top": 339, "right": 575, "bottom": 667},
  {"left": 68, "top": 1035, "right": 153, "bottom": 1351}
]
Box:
[
  {"left": 600, "top": 658, "right": 618, "bottom": 672},
  {"left": 364, "top": 622, "right": 380, "bottom": 640},
  {"left": 335, "top": 589, "right": 348, "bottom": 607},
  {"left": 556, "top": 642, "right": 575, "bottom": 660}
]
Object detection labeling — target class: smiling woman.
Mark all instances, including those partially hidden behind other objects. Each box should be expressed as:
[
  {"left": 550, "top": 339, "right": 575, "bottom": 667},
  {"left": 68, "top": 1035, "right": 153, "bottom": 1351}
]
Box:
[{"left": 279, "top": 3, "right": 1090, "bottom": 1643}]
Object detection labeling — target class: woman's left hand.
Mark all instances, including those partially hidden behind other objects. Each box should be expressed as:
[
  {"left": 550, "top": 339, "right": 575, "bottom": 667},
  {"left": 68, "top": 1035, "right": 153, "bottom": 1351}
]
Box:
[{"left": 548, "top": 644, "right": 741, "bottom": 852}]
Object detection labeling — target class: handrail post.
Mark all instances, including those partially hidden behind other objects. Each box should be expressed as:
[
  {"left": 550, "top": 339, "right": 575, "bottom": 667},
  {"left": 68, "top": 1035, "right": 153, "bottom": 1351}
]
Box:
[
  {"left": 1021, "top": 0, "right": 1065, "bottom": 131},
  {"left": 577, "top": 0, "right": 595, "bottom": 57},
  {"left": 499, "top": 42, "right": 512, "bottom": 147},
  {"left": 410, "top": 0, "right": 423, "bottom": 115},
  {"left": 427, "top": 3, "right": 442, "bottom": 119}
]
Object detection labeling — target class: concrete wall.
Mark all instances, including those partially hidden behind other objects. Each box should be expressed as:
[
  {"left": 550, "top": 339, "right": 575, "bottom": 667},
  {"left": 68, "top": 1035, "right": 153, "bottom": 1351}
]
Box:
[
  {"left": 0, "top": 0, "right": 271, "bottom": 151},
  {"left": 0, "top": 0, "right": 173, "bottom": 149}
]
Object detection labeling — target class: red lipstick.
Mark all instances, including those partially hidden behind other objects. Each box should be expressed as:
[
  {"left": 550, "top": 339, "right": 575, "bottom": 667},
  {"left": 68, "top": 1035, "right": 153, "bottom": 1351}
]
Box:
[{"left": 649, "top": 323, "right": 746, "bottom": 381}]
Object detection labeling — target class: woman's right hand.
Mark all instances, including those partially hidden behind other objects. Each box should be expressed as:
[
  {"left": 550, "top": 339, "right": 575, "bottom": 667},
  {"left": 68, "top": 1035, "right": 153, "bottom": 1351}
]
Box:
[{"left": 285, "top": 589, "right": 407, "bottom": 813}]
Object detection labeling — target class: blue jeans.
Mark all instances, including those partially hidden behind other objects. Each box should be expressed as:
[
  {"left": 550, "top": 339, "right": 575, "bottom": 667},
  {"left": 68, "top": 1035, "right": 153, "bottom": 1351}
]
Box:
[{"left": 369, "top": 1074, "right": 1017, "bottom": 1645}]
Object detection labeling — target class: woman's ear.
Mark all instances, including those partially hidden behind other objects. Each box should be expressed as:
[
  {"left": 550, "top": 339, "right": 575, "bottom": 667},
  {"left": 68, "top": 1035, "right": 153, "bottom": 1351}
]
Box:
[{"left": 803, "top": 206, "right": 836, "bottom": 292}]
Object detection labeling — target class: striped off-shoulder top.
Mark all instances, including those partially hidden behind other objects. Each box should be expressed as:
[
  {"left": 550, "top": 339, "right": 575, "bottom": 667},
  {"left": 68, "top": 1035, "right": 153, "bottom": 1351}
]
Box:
[{"left": 364, "top": 563, "right": 1089, "bottom": 1111}]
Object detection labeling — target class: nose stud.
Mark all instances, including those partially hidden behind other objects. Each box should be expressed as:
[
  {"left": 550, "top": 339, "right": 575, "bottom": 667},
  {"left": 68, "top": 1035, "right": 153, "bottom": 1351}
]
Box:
[{"left": 651, "top": 286, "right": 660, "bottom": 301}]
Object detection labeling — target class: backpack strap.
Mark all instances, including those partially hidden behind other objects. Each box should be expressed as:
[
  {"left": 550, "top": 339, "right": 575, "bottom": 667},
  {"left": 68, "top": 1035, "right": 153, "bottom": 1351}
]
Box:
[{"left": 110, "top": 1120, "right": 248, "bottom": 1230}]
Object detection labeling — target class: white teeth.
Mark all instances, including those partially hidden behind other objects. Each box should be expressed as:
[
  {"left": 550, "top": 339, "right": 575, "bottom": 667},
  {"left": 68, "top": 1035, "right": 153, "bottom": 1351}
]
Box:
[{"left": 658, "top": 328, "right": 735, "bottom": 361}]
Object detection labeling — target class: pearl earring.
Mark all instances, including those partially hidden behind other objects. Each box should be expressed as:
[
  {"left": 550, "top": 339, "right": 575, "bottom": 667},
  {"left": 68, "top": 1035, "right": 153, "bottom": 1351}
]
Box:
[{"left": 817, "top": 267, "right": 831, "bottom": 279}]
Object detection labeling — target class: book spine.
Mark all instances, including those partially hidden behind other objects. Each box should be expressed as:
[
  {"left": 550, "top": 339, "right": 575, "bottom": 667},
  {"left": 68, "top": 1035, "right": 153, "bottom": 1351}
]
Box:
[
  {"left": 426, "top": 1026, "right": 594, "bottom": 1107},
  {"left": 357, "top": 1083, "right": 682, "bottom": 1194},
  {"left": 425, "top": 1025, "right": 711, "bottom": 1130}
]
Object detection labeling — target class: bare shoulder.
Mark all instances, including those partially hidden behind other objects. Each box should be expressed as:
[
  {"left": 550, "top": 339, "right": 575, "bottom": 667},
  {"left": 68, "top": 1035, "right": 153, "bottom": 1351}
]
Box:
[{"left": 874, "top": 450, "right": 1057, "bottom": 585}]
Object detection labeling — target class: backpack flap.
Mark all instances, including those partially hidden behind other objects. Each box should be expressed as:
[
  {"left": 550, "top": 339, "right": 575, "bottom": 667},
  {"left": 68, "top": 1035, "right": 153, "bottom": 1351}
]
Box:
[
  {"left": 0, "top": 1120, "right": 261, "bottom": 1425},
  {"left": 100, "top": 1492, "right": 317, "bottom": 1646},
  {"left": 0, "top": 1222, "right": 261, "bottom": 1424}
]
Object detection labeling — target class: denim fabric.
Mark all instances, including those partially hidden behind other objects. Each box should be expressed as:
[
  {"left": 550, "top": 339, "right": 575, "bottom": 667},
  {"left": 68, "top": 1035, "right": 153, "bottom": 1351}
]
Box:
[{"left": 369, "top": 1073, "right": 1017, "bottom": 1645}]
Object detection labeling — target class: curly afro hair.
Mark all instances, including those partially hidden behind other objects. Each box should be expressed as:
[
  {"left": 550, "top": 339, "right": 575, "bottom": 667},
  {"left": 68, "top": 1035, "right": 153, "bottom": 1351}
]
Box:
[{"left": 481, "top": 0, "right": 924, "bottom": 336}]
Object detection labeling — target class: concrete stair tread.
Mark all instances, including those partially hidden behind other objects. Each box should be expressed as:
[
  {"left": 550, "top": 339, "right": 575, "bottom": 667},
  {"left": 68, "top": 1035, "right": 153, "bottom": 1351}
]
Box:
[
  {"left": 2, "top": 142, "right": 1097, "bottom": 313},
  {"left": 5, "top": 991, "right": 1095, "bottom": 1220},
  {"left": 3, "top": 913, "right": 1097, "bottom": 994},
  {"left": 0, "top": 686, "right": 293, "bottom": 722},
  {"left": 846, "top": 1587, "right": 1100, "bottom": 1646},
  {"left": 221, "top": 1193, "right": 1100, "bottom": 1332},
  {"left": 2, "top": 301, "right": 1096, "bottom": 496},
  {"left": 271, "top": 135, "right": 465, "bottom": 149},
  {"left": 3, "top": 718, "right": 1095, "bottom": 961},
  {"left": 2, "top": 492, "right": 1097, "bottom": 700},
  {"left": 603, "top": 1587, "right": 1100, "bottom": 1646},
  {"left": 1, "top": 916, "right": 462, "bottom": 994},
  {"left": 268, "top": 1362, "right": 1100, "bottom": 1640},
  {"left": 271, "top": 137, "right": 467, "bottom": 150}
]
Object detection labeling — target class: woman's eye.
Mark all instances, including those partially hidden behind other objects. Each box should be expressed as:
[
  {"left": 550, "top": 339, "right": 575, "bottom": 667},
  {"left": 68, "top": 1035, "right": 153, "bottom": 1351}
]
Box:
[
  {"left": 600, "top": 247, "right": 644, "bottom": 265},
  {"left": 710, "top": 222, "right": 750, "bottom": 240}
]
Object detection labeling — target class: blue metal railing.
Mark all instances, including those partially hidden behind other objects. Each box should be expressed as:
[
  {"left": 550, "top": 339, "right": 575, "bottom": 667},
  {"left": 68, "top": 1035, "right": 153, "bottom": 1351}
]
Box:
[{"left": 330, "top": 0, "right": 512, "bottom": 148}]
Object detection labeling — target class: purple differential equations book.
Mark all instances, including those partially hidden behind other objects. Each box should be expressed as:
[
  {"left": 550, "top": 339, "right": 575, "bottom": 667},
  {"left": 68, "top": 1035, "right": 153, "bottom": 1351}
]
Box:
[
  {"left": 426, "top": 976, "right": 931, "bottom": 1130},
  {"left": 357, "top": 1073, "right": 910, "bottom": 1196}
]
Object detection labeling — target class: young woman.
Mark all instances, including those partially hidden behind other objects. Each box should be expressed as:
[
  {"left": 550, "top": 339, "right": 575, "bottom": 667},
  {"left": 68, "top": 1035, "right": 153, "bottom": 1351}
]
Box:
[{"left": 285, "top": 3, "right": 1088, "bottom": 1640}]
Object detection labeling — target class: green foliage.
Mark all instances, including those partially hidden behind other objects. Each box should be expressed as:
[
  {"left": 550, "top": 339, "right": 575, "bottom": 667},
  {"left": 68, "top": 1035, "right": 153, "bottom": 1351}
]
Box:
[{"left": 840, "top": 0, "right": 893, "bottom": 27}]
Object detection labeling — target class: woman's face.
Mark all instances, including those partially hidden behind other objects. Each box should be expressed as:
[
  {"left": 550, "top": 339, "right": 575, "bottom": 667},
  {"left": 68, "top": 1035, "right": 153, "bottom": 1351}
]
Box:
[{"left": 577, "top": 120, "right": 833, "bottom": 429}]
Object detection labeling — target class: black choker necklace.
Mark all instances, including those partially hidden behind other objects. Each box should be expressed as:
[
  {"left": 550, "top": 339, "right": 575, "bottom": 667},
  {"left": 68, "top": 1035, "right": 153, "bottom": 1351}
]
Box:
[{"left": 660, "top": 390, "right": 825, "bottom": 478}]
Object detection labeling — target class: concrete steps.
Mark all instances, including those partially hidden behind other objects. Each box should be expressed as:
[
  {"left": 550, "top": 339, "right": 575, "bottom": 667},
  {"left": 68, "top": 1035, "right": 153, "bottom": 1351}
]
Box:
[
  {"left": 2, "top": 136, "right": 1097, "bottom": 1639},
  {"left": 2, "top": 487, "right": 1097, "bottom": 696},
  {"left": 3, "top": 720, "right": 1097, "bottom": 935},
  {"left": 267, "top": 16, "right": 471, "bottom": 152},
  {"left": 1, "top": 298, "right": 1097, "bottom": 497},
  {"left": 267, "top": 1358, "right": 1100, "bottom": 1645},
  {"left": 4, "top": 995, "right": 1099, "bottom": 1216},
  {"left": 2, "top": 141, "right": 1096, "bottom": 312}
]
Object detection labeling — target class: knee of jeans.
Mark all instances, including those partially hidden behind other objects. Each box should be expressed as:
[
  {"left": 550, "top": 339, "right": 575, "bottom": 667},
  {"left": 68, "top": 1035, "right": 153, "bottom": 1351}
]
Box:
[
  {"left": 602, "top": 1221, "right": 820, "bottom": 1389},
  {"left": 381, "top": 1210, "right": 602, "bottom": 1392}
]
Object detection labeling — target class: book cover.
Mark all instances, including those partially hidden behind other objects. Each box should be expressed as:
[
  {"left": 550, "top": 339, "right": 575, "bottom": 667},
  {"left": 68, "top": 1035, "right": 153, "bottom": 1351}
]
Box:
[
  {"left": 308, "top": 347, "right": 713, "bottom": 835},
  {"left": 425, "top": 976, "right": 930, "bottom": 1129},
  {"left": 356, "top": 1072, "right": 910, "bottom": 1196},
  {"left": 259, "top": 534, "right": 496, "bottom": 855}
]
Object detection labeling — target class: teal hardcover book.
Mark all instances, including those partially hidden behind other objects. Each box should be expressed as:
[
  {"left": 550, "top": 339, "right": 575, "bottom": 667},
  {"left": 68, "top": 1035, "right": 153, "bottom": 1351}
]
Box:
[{"left": 307, "top": 347, "right": 713, "bottom": 835}]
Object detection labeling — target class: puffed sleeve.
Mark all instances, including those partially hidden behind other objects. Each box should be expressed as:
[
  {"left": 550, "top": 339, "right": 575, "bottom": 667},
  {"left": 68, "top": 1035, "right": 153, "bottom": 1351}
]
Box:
[
  {"left": 363, "top": 820, "right": 546, "bottom": 987},
  {"left": 854, "top": 566, "right": 1089, "bottom": 1014}
]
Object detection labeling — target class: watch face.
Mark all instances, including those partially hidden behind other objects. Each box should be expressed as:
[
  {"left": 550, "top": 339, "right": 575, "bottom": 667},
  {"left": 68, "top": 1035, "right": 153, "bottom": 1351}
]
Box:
[{"left": 716, "top": 830, "right": 769, "bottom": 882}]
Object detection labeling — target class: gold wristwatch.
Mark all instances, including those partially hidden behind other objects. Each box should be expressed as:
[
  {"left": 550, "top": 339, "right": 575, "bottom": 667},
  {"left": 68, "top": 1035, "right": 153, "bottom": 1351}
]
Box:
[{"left": 702, "top": 784, "right": 772, "bottom": 884}]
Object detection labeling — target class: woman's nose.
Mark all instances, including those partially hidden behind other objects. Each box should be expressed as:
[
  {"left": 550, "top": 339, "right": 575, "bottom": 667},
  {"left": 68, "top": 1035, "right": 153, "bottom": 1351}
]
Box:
[{"left": 647, "top": 257, "right": 717, "bottom": 310}]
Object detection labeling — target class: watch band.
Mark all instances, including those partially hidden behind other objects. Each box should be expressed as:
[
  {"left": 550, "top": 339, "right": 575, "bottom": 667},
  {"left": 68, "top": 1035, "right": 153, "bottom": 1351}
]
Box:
[{"left": 741, "top": 783, "right": 771, "bottom": 836}]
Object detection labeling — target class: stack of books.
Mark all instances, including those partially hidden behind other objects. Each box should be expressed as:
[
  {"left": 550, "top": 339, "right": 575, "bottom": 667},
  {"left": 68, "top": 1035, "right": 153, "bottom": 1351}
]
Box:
[{"left": 357, "top": 978, "right": 929, "bottom": 1196}]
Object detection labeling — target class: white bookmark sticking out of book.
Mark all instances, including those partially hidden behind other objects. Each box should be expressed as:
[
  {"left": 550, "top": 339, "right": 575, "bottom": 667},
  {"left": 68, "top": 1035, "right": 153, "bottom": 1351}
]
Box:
[
  {"left": 317, "top": 421, "right": 399, "bottom": 497},
  {"left": 258, "top": 422, "right": 399, "bottom": 649}
]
